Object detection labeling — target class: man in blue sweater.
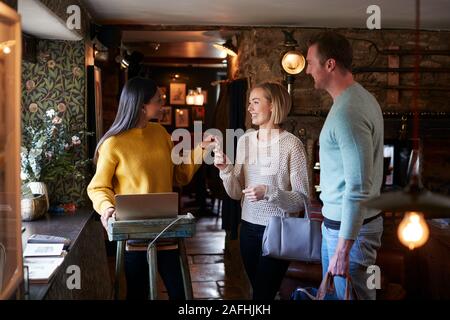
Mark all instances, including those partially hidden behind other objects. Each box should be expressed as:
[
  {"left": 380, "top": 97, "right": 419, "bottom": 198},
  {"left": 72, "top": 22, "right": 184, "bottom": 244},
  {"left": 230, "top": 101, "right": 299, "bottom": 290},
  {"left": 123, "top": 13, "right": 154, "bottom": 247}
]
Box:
[{"left": 306, "top": 32, "right": 384, "bottom": 300}]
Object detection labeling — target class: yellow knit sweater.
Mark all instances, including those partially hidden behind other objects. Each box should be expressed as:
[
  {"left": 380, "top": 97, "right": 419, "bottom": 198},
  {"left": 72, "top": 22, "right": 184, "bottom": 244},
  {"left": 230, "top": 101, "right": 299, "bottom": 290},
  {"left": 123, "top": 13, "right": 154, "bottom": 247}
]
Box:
[{"left": 87, "top": 122, "right": 204, "bottom": 214}]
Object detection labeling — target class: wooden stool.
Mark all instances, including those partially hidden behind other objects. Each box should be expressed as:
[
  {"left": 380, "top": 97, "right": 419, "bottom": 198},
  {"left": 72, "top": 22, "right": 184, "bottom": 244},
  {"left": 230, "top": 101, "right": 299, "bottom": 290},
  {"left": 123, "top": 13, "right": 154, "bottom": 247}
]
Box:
[{"left": 108, "top": 213, "right": 196, "bottom": 300}]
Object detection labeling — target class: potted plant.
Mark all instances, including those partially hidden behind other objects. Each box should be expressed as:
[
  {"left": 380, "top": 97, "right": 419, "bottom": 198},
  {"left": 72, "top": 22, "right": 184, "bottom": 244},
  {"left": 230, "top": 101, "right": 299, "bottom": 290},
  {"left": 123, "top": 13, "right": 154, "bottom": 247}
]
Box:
[{"left": 20, "top": 107, "right": 92, "bottom": 220}]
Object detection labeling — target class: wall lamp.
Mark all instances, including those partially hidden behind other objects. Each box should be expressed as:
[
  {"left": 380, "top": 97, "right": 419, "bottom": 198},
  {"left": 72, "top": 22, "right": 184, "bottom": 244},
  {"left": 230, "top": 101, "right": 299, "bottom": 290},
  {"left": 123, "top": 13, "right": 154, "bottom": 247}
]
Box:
[{"left": 280, "top": 30, "right": 305, "bottom": 96}]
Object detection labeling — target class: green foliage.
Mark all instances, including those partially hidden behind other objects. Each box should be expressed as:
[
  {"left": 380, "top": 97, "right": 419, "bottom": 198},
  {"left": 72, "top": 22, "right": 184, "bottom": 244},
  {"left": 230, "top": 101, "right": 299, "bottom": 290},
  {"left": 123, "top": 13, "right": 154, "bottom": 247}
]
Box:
[{"left": 21, "top": 40, "right": 91, "bottom": 206}]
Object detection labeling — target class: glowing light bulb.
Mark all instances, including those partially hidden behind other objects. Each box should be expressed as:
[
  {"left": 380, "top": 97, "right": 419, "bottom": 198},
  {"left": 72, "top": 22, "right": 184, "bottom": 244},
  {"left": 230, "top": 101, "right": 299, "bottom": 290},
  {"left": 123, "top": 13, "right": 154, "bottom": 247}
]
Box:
[
  {"left": 194, "top": 87, "right": 204, "bottom": 105},
  {"left": 397, "top": 211, "right": 429, "bottom": 250},
  {"left": 3, "top": 46, "right": 11, "bottom": 54},
  {"left": 281, "top": 51, "right": 305, "bottom": 75},
  {"left": 186, "top": 90, "right": 195, "bottom": 105}
]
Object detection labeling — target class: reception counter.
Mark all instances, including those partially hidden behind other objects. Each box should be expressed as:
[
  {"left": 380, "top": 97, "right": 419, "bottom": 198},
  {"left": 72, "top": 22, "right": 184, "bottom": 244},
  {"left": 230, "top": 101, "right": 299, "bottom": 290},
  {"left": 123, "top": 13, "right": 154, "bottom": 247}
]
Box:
[{"left": 21, "top": 208, "right": 112, "bottom": 299}]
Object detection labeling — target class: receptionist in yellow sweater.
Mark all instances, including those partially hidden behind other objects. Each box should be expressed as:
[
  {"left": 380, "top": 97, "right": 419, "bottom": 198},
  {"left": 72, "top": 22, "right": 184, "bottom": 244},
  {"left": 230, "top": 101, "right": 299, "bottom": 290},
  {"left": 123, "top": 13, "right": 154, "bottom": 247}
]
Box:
[{"left": 87, "top": 77, "right": 212, "bottom": 300}]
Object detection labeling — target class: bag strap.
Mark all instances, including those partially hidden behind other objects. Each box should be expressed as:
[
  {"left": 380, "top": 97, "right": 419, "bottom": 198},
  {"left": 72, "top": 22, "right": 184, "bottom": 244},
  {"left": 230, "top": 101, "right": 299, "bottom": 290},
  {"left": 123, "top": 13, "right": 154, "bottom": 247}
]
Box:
[
  {"left": 316, "top": 271, "right": 360, "bottom": 300},
  {"left": 282, "top": 196, "right": 311, "bottom": 219},
  {"left": 295, "top": 287, "right": 317, "bottom": 300},
  {"left": 303, "top": 196, "right": 311, "bottom": 219}
]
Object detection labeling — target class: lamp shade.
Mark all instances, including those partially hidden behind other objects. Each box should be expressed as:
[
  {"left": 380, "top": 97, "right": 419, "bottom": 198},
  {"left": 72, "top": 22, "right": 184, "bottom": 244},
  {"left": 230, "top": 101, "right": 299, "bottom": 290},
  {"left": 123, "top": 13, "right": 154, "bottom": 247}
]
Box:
[
  {"left": 363, "top": 189, "right": 450, "bottom": 219},
  {"left": 281, "top": 50, "right": 305, "bottom": 75},
  {"left": 186, "top": 90, "right": 195, "bottom": 105}
]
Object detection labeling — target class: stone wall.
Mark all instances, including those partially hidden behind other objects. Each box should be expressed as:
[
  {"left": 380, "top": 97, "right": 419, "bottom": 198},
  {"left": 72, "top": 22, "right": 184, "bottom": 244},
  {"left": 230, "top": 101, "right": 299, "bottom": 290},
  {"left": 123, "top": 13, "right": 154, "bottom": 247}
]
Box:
[{"left": 234, "top": 28, "right": 450, "bottom": 196}]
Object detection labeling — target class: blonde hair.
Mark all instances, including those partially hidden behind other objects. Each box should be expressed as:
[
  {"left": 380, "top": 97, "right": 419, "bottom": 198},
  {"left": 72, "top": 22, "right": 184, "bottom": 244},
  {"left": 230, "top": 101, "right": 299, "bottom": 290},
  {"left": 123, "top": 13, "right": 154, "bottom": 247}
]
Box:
[{"left": 252, "top": 82, "right": 292, "bottom": 125}]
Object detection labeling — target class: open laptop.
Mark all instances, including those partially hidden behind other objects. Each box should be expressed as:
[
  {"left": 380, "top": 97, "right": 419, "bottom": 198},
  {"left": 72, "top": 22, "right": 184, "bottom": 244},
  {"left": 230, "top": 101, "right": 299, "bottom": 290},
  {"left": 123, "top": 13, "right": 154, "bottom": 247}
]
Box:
[{"left": 114, "top": 192, "right": 178, "bottom": 221}]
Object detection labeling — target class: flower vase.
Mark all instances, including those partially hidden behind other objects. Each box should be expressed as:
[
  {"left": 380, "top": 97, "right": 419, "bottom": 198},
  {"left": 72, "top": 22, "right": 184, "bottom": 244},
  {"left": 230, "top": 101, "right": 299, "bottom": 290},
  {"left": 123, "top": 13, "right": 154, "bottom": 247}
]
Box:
[{"left": 27, "top": 181, "right": 49, "bottom": 210}]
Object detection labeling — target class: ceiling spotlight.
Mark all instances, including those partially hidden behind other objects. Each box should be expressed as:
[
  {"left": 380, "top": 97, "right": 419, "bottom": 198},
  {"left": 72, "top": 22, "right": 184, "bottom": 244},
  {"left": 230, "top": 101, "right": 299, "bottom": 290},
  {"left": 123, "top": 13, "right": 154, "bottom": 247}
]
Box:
[{"left": 213, "top": 39, "right": 237, "bottom": 57}]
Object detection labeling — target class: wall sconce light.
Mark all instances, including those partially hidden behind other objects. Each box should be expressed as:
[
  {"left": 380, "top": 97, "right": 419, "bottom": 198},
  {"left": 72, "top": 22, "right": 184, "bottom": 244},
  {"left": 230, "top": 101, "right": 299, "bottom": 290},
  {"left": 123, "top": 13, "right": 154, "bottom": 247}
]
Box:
[
  {"left": 186, "top": 87, "right": 204, "bottom": 105},
  {"left": 280, "top": 30, "right": 305, "bottom": 96},
  {"left": 186, "top": 90, "right": 195, "bottom": 105},
  {"left": 213, "top": 39, "right": 238, "bottom": 57},
  {"left": 194, "top": 87, "right": 204, "bottom": 105}
]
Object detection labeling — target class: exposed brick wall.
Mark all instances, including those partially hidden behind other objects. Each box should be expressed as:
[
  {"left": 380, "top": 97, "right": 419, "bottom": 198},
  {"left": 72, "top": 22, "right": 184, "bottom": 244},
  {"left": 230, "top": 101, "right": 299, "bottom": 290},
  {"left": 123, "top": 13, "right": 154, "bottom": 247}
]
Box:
[
  {"left": 235, "top": 28, "right": 450, "bottom": 114},
  {"left": 234, "top": 28, "right": 450, "bottom": 195}
]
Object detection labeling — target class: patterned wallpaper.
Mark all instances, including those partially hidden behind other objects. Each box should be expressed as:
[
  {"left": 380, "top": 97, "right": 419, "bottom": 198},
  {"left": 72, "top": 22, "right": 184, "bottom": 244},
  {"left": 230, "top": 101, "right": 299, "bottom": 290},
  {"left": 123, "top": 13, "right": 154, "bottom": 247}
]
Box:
[{"left": 21, "top": 39, "right": 90, "bottom": 206}]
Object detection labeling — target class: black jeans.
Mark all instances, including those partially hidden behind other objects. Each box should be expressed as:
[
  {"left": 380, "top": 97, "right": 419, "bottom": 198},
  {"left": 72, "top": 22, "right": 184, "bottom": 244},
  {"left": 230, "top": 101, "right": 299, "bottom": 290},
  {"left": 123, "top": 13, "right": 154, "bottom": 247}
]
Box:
[
  {"left": 124, "top": 249, "right": 185, "bottom": 300},
  {"left": 239, "top": 220, "right": 290, "bottom": 300}
]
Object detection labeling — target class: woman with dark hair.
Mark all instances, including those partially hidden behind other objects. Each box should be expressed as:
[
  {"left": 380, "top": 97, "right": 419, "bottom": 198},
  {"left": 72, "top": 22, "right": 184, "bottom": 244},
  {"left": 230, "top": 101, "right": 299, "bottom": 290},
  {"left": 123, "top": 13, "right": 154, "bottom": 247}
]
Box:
[{"left": 87, "top": 77, "right": 211, "bottom": 300}]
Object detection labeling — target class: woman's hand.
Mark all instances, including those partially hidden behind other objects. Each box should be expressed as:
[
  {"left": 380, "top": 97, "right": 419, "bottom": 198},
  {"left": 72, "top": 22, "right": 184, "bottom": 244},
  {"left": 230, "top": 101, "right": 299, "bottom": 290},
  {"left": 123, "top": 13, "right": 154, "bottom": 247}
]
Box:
[
  {"left": 101, "top": 207, "right": 116, "bottom": 230},
  {"left": 200, "top": 135, "right": 217, "bottom": 150},
  {"left": 213, "top": 142, "right": 229, "bottom": 171},
  {"left": 242, "top": 185, "right": 268, "bottom": 202}
]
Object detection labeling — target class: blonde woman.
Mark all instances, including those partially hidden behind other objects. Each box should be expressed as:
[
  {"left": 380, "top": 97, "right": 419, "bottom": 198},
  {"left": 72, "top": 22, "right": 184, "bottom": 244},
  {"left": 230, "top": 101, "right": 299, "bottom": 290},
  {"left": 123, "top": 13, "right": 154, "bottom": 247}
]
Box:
[{"left": 214, "top": 82, "right": 310, "bottom": 300}]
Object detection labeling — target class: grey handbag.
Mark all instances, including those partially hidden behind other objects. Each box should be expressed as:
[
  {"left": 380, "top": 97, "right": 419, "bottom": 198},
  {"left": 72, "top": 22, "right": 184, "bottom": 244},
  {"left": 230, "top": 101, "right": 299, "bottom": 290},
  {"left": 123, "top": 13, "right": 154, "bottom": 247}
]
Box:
[{"left": 261, "top": 200, "right": 322, "bottom": 262}]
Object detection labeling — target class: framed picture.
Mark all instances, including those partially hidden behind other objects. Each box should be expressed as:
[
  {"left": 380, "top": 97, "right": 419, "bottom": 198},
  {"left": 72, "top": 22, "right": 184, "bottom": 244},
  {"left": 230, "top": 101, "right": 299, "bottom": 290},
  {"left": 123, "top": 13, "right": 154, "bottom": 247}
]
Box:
[
  {"left": 202, "top": 90, "right": 208, "bottom": 104},
  {"left": 175, "top": 108, "right": 189, "bottom": 127},
  {"left": 192, "top": 107, "right": 205, "bottom": 122},
  {"left": 159, "top": 106, "right": 172, "bottom": 125},
  {"left": 170, "top": 82, "right": 186, "bottom": 105},
  {"left": 158, "top": 86, "right": 167, "bottom": 106}
]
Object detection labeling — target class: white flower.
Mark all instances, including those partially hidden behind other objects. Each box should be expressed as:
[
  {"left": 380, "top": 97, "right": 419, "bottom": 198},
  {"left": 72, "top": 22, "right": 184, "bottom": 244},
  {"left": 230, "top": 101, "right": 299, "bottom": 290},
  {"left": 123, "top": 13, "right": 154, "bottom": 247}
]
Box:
[
  {"left": 71, "top": 135, "right": 81, "bottom": 145},
  {"left": 20, "top": 171, "right": 28, "bottom": 181},
  {"left": 46, "top": 109, "right": 56, "bottom": 118}
]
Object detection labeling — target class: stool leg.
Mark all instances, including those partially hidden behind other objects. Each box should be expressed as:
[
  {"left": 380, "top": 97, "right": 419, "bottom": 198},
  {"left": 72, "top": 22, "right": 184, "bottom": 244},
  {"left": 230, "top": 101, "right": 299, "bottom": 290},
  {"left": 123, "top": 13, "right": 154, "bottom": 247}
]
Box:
[
  {"left": 147, "top": 243, "right": 158, "bottom": 300},
  {"left": 114, "top": 240, "right": 125, "bottom": 300},
  {"left": 178, "top": 239, "right": 193, "bottom": 299}
]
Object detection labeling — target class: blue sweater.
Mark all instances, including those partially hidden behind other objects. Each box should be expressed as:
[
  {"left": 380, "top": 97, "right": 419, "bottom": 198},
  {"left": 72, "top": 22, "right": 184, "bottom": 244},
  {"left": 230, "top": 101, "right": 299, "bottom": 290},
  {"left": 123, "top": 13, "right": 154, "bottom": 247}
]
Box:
[{"left": 319, "top": 82, "right": 384, "bottom": 240}]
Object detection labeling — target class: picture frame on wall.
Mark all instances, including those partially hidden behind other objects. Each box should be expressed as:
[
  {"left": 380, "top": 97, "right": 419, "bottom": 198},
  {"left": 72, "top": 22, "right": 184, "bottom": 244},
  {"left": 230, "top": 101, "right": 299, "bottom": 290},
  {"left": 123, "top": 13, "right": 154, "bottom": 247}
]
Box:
[
  {"left": 192, "top": 107, "right": 205, "bottom": 122},
  {"left": 175, "top": 108, "right": 189, "bottom": 127},
  {"left": 158, "top": 86, "right": 167, "bottom": 106},
  {"left": 170, "top": 82, "right": 186, "bottom": 105},
  {"left": 159, "top": 106, "right": 172, "bottom": 125}
]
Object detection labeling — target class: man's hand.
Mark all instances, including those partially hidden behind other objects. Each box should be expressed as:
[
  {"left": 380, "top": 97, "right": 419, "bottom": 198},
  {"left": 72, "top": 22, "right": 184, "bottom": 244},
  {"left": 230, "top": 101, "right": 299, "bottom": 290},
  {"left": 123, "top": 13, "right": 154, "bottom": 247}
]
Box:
[
  {"left": 242, "top": 185, "right": 267, "bottom": 202},
  {"left": 101, "top": 207, "right": 115, "bottom": 230},
  {"left": 327, "top": 238, "right": 354, "bottom": 277}
]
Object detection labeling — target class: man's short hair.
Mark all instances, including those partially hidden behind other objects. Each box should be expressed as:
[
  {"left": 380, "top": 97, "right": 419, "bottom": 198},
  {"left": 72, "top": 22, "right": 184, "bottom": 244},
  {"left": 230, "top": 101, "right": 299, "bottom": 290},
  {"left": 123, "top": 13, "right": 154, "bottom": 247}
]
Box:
[{"left": 308, "top": 32, "right": 353, "bottom": 72}]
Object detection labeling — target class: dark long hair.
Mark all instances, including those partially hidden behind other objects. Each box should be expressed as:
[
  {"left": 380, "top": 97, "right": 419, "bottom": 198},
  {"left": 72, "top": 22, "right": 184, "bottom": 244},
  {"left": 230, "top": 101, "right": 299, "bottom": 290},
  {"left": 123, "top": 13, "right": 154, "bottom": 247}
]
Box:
[{"left": 94, "top": 77, "right": 157, "bottom": 163}]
